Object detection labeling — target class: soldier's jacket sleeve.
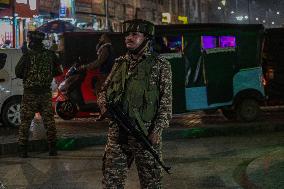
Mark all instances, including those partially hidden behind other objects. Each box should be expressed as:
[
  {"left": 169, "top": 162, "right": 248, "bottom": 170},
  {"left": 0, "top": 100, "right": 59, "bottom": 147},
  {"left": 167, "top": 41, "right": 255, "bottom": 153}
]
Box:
[
  {"left": 51, "top": 51, "right": 63, "bottom": 77},
  {"left": 152, "top": 57, "right": 172, "bottom": 134}
]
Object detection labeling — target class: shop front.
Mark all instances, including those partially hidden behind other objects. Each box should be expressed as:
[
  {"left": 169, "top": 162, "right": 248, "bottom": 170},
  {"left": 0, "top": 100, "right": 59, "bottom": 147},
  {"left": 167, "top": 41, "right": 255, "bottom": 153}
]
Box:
[{"left": 0, "top": 0, "right": 39, "bottom": 48}]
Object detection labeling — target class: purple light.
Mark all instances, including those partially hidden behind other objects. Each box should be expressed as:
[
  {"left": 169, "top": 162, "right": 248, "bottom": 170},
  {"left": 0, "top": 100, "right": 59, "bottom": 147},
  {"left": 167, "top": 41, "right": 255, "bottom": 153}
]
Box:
[
  {"left": 220, "top": 36, "right": 236, "bottom": 48},
  {"left": 202, "top": 36, "right": 217, "bottom": 49},
  {"left": 201, "top": 36, "right": 236, "bottom": 49}
]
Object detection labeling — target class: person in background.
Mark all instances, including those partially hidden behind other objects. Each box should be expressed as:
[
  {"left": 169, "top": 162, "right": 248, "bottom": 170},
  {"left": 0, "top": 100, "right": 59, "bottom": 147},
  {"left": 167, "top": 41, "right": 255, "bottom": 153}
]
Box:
[
  {"left": 49, "top": 39, "right": 58, "bottom": 52},
  {"left": 15, "top": 31, "right": 63, "bottom": 158},
  {"left": 97, "top": 19, "right": 172, "bottom": 188},
  {"left": 1, "top": 40, "right": 11, "bottom": 48},
  {"left": 78, "top": 33, "right": 116, "bottom": 121}
]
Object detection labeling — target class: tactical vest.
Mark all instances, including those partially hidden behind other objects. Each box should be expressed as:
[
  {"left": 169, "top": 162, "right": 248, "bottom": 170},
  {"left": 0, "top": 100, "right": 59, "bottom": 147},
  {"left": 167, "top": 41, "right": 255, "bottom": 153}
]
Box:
[
  {"left": 24, "top": 50, "right": 55, "bottom": 90},
  {"left": 107, "top": 54, "right": 159, "bottom": 125}
]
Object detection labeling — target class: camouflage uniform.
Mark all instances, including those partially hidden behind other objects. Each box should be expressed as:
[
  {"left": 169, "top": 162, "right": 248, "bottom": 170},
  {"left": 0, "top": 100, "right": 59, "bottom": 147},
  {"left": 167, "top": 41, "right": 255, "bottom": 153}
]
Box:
[
  {"left": 17, "top": 40, "right": 62, "bottom": 149},
  {"left": 98, "top": 47, "right": 172, "bottom": 188}
]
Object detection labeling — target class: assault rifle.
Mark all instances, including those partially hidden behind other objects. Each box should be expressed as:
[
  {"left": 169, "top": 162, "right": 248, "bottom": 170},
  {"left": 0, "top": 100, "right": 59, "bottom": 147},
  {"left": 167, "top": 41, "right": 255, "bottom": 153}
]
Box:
[{"left": 107, "top": 103, "right": 171, "bottom": 174}]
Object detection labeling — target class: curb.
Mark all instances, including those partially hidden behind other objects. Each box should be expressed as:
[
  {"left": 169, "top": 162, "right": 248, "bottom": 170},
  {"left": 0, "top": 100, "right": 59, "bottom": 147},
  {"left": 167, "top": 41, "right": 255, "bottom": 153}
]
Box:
[{"left": 1, "top": 122, "right": 283, "bottom": 156}]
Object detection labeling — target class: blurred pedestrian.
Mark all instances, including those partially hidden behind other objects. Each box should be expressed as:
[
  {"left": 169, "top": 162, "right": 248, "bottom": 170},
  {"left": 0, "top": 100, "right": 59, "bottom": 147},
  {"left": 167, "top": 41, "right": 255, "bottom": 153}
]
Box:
[
  {"left": 1, "top": 40, "right": 11, "bottom": 48},
  {"left": 49, "top": 39, "right": 58, "bottom": 52},
  {"left": 79, "top": 33, "right": 116, "bottom": 121}
]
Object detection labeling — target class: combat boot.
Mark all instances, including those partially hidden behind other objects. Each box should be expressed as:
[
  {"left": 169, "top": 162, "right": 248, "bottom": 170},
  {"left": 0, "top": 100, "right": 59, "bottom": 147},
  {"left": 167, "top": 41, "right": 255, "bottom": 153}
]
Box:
[
  {"left": 48, "top": 142, "right": 57, "bottom": 156},
  {"left": 18, "top": 145, "right": 28, "bottom": 158}
]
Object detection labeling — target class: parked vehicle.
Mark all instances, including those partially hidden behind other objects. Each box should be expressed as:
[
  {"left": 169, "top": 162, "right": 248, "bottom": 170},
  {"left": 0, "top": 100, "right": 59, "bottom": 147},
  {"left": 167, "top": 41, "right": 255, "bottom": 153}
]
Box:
[
  {"left": 53, "top": 24, "right": 266, "bottom": 122},
  {"left": 154, "top": 24, "right": 265, "bottom": 121},
  {"left": 0, "top": 48, "right": 23, "bottom": 127},
  {"left": 262, "top": 28, "right": 284, "bottom": 106}
]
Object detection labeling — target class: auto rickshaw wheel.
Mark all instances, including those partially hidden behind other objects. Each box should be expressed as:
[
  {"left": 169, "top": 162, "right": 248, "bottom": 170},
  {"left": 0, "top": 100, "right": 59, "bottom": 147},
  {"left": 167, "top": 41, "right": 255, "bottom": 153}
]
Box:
[
  {"left": 55, "top": 100, "right": 78, "bottom": 120},
  {"left": 221, "top": 109, "right": 237, "bottom": 120},
  {"left": 236, "top": 99, "right": 260, "bottom": 122}
]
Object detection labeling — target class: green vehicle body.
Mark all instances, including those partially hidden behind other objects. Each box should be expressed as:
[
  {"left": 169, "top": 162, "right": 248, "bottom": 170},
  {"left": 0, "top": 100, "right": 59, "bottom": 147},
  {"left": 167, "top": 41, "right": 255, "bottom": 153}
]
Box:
[{"left": 155, "top": 24, "right": 265, "bottom": 121}]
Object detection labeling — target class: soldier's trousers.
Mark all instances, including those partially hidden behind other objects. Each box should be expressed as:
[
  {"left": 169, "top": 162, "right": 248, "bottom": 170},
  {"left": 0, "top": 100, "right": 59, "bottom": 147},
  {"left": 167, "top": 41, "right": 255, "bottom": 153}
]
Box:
[
  {"left": 18, "top": 92, "right": 56, "bottom": 145},
  {"left": 102, "top": 123, "right": 163, "bottom": 189}
]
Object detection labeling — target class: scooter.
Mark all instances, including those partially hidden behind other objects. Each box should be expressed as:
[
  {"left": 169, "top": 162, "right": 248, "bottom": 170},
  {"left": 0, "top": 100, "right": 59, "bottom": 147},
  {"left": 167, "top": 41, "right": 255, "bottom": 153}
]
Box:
[{"left": 53, "top": 64, "right": 101, "bottom": 120}]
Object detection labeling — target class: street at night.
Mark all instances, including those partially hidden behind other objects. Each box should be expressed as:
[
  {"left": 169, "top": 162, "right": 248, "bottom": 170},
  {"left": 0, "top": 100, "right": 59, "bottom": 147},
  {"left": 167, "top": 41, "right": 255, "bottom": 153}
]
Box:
[
  {"left": 0, "top": 132, "right": 283, "bottom": 189},
  {"left": 1, "top": 0, "right": 284, "bottom": 189},
  {"left": 1, "top": 109, "right": 284, "bottom": 188}
]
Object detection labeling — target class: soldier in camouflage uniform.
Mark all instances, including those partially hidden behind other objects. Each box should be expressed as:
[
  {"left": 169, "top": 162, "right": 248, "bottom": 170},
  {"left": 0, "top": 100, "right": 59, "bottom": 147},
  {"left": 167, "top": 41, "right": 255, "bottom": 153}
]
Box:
[
  {"left": 15, "top": 31, "right": 63, "bottom": 158},
  {"left": 97, "top": 19, "right": 172, "bottom": 188}
]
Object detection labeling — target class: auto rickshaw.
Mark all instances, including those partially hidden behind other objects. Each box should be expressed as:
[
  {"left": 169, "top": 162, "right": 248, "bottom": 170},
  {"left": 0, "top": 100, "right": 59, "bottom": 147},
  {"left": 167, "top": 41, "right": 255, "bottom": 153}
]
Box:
[{"left": 155, "top": 24, "right": 265, "bottom": 121}]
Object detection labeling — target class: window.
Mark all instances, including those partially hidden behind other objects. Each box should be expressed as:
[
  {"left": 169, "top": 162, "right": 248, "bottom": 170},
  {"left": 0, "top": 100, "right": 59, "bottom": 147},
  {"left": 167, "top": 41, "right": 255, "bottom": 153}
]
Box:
[
  {"left": 220, "top": 36, "right": 236, "bottom": 48},
  {"left": 0, "top": 53, "right": 7, "bottom": 70},
  {"left": 154, "top": 35, "right": 183, "bottom": 54},
  {"left": 201, "top": 36, "right": 236, "bottom": 50},
  {"left": 202, "top": 36, "right": 217, "bottom": 49}
]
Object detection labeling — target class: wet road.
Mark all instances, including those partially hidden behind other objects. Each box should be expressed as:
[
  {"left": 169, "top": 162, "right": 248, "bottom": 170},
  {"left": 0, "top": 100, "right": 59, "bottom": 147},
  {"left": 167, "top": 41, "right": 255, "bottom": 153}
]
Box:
[
  {"left": 1, "top": 107, "right": 284, "bottom": 134},
  {"left": 0, "top": 132, "right": 283, "bottom": 189}
]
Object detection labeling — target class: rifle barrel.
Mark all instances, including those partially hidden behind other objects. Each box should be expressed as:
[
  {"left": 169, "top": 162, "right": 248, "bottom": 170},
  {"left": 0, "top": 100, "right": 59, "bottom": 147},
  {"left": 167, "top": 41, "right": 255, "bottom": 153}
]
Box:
[{"left": 108, "top": 103, "right": 171, "bottom": 174}]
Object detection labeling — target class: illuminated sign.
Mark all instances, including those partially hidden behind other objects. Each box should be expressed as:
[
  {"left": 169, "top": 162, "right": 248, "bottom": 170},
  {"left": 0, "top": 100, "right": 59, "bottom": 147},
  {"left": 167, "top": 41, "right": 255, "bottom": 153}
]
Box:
[
  {"left": 162, "top": 13, "right": 171, "bottom": 23},
  {"left": 60, "top": 0, "right": 73, "bottom": 17},
  {"left": 0, "top": 0, "right": 10, "bottom": 9},
  {"left": 178, "top": 16, "right": 188, "bottom": 24}
]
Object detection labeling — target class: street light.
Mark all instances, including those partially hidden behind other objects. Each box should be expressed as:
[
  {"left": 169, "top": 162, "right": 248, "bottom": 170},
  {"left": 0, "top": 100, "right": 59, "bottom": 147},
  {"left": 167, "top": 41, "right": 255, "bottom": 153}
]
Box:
[
  {"left": 221, "top": 0, "right": 226, "bottom": 6},
  {"left": 236, "top": 16, "right": 243, "bottom": 21}
]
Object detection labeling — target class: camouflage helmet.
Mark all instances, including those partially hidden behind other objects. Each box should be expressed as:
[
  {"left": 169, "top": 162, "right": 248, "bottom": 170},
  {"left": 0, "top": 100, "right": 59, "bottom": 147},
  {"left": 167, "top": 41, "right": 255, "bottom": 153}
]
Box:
[
  {"left": 27, "top": 31, "right": 45, "bottom": 42},
  {"left": 122, "top": 19, "right": 155, "bottom": 37}
]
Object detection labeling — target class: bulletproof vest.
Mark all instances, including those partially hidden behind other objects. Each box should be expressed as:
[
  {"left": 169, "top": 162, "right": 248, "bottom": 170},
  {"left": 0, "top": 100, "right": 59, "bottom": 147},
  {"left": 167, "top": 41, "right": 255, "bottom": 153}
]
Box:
[
  {"left": 107, "top": 54, "right": 159, "bottom": 123},
  {"left": 24, "top": 49, "right": 55, "bottom": 90}
]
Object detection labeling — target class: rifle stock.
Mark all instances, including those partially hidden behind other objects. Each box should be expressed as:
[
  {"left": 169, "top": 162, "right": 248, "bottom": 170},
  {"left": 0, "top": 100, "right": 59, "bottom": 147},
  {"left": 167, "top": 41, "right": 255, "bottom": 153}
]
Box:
[{"left": 107, "top": 103, "right": 171, "bottom": 174}]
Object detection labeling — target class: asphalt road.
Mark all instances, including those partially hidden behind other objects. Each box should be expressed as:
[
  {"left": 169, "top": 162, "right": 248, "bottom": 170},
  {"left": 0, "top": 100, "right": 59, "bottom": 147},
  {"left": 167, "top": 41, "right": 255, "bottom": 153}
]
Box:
[
  {"left": 1, "top": 107, "right": 284, "bottom": 134},
  {"left": 0, "top": 132, "right": 283, "bottom": 189}
]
